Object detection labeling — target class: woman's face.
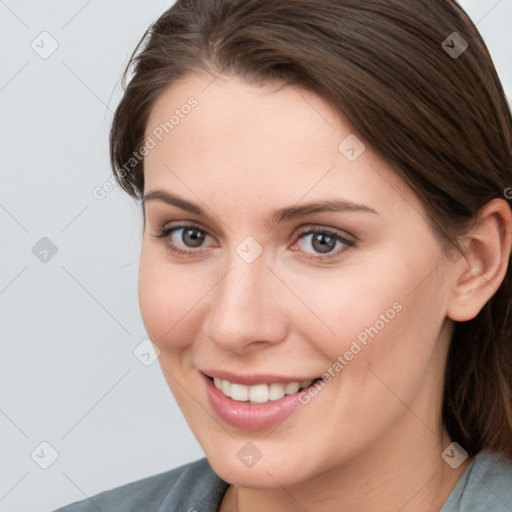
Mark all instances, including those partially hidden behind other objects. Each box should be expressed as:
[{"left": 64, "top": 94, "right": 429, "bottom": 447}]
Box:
[{"left": 139, "top": 73, "right": 459, "bottom": 487}]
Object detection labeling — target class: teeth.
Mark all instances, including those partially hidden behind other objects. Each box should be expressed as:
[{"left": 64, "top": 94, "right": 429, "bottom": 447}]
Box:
[
  {"left": 221, "top": 379, "right": 231, "bottom": 397},
  {"left": 230, "top": 383, "right": 249, "bottom": 401},
  {"left": 269, "top": 383, "right": 285, "bottom": 401},
  {"left": 249, "top": 384, "right": 269, "bottom": 403},
  {"left": 284, "top": 382, "right": 300, "bottom": 395},
  {"left": 212, "top": 378, "right": 313, "bottom": 403}
]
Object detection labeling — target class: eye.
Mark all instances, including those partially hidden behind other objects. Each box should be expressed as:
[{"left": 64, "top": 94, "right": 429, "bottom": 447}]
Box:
[
  {"left": 151, "top": 222, "right": 355, "bottom": 261},
  {"left": 151, "top": 222, "right": 215, "bottom": 257},
  {"left": 292, "top": 226, "right": 355, "bottom": 262}
]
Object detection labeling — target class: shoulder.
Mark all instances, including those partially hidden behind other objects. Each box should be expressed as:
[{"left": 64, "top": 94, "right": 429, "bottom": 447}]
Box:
[
  {"left": 441, "top": 450, "right": 512, "bottom": 512},
  {"left": 53, "top": 457, "right": 229, "bottom": 512}
]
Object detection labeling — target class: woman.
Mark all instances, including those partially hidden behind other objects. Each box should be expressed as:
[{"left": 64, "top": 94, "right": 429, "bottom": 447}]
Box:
[{"left": 54, "top": 0, "right": 512, "bottom": 510}]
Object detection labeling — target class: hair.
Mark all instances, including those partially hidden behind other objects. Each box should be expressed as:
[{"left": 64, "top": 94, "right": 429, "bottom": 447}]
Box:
[{"left": 110, "top": 0, "right": 512, "bottom": 459}]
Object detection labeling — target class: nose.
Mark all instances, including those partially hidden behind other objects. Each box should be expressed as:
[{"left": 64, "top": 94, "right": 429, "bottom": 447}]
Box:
[{"left": 202, "top": 252, "right": 288, "bottom": 353}]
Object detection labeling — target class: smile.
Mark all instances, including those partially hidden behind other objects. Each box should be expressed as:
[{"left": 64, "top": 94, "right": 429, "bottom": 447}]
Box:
[
  {"left": 212, "top": 377, "right": 314, "bottom": 404},
  {"left": 202, "top": 371, "right": 323, "bottom": 430}
]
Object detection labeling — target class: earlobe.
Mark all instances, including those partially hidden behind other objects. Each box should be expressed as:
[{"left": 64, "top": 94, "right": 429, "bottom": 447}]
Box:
[{"left": 447, "top": 198, "right": 512, "bottom": 322}]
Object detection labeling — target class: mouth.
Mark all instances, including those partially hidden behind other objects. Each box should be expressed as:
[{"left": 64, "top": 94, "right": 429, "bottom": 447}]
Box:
[
  {"left": 202, "top": 371, "right": 323, "bottom": 430},
  {"left": 203, "top": 373, "right": 322, "bottom": 404}
]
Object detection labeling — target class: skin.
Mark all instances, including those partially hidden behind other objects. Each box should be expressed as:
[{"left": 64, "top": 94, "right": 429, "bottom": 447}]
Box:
[{"left": 138, "top": 73, "right": 512, "bottom": 512}]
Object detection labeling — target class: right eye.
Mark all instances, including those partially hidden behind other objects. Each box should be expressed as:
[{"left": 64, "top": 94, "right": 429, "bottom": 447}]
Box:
[{"left": 152, "top": 222, "right": 217, "bottom": 257}]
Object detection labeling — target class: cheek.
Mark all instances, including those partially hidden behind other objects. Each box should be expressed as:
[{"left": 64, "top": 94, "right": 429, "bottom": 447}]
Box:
[
  {"left": 137, "top": 244, "right": 211, "bottom": 352},
  {"left": 328, "top": 268, "right": 449, "bottom": 407},
  {"left": 298, "top": 255, "right": 447, "bottom": 378},
  {"left": 288, "top": 264, "right": 407, "bottom": 360}
]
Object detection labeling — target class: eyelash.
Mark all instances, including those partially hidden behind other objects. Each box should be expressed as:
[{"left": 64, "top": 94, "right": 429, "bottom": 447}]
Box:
[{"left": 151, "top": 222, "right": 356, "bottom": 262}]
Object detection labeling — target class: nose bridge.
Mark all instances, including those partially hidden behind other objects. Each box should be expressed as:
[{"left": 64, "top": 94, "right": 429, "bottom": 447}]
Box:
[{"left": 203, "top": 248, "right": 285, "bottom": 349}]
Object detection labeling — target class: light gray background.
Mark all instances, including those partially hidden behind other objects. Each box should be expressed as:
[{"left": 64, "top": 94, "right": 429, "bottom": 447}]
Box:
[{"left": 0, "top": 1, "right": 511, "bottom": 511}]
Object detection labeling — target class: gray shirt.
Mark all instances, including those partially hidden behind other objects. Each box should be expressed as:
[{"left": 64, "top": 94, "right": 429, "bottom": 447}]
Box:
[{"left": 53, "top": 450, "right": 512, "bottom": 511}]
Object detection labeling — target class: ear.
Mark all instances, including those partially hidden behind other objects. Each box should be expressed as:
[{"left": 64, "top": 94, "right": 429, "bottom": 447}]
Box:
[{"left": 447, "top": 198, "right": 512, "bottom": 322}]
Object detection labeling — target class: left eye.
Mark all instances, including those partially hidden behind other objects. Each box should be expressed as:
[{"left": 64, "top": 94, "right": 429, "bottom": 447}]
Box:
[{"left": 293, "top": 228, "right": 355, "bottom": 260}]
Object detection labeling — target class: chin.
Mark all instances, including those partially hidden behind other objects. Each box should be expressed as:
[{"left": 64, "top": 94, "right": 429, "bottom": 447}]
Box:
[
  {"left": 198, "top": 437, "right": 316, "bottom": 488},
  {"left": 210, "top": 455, "right": 308, "bottom": 488}
]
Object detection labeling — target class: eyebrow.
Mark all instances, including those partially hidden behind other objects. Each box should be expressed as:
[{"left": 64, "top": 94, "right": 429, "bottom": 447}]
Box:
[{"left": 143, "top": 189, "right": 379, "bottom": 225}]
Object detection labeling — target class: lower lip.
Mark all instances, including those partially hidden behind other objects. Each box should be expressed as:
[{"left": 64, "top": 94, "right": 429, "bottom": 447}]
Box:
[{"left": 203, "top": 374, "right": 311, "bottom": 430}]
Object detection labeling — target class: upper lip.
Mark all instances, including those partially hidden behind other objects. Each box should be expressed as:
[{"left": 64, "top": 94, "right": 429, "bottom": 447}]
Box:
[{"left": 201, "top": 369, "right": 320, "bottom": 386}]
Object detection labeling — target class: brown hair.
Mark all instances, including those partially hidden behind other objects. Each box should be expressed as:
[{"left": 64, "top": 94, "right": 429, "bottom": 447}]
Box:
[{"left": 110, "top": 0, "right": 512, "bottom": 459}]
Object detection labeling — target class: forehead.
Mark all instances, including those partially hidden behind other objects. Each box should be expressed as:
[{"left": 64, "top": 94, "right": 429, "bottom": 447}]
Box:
[
  {"left": 145, "top": 72, "right": 342, "bottom": 153},
  {"left": 143, "top": 73, "right": 418, "bottom": 218}
]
